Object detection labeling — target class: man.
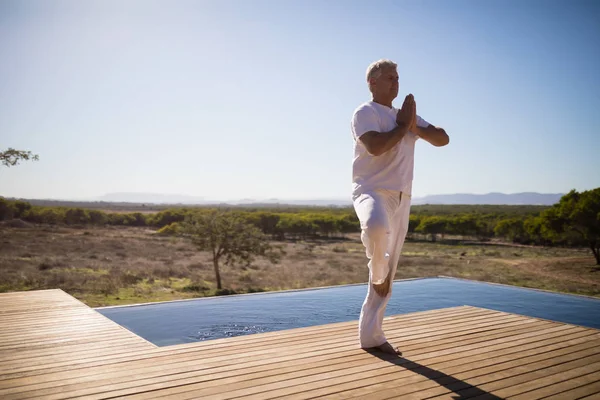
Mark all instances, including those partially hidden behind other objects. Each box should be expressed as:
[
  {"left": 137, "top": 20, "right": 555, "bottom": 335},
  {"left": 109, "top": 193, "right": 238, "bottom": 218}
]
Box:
[{"left": 351, "top": 59, "right": 449, "bottom": 355}]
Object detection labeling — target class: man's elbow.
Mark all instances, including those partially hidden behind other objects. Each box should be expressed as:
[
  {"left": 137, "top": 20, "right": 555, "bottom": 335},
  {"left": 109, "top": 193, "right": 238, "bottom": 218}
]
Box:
[
  {"left": 368, "top": 147, "right": 383, "bottom": 156},
  {"left": 435, "top": 130, "right": 449, "bottom": 147},
  {"left": 437, "top": 134, "right": 449, "bottom": 147},
  {"left": 364, "top": 142, "right": 384, "bottom": 156}
]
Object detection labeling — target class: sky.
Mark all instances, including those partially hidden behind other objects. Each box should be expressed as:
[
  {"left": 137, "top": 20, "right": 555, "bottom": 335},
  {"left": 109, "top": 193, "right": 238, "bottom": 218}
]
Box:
[{"left": 1, "top": 0, "right": 599, "bottom": 201}]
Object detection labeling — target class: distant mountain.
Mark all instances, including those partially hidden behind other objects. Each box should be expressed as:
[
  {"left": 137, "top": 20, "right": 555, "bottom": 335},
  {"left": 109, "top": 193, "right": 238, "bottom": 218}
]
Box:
[
  {"left": 96, "top": 193, "right": 208, "bottom": 204},
  {"left": 228, "top": 198, "right": 352, "bottom": 207},
  {"left": 94, "top": 193, "right": 352, "bottom": 206},
  {"left": 94, "top": 192, "right": 563, "bottom": 206},
  {"left": 411, "top": 192, "right": 563, "bottom": 206}
]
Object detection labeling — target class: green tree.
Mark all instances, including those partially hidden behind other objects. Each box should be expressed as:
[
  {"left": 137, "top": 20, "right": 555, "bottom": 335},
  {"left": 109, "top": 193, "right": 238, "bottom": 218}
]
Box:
[
  {"left": 88, "top": 210, "right": 108, "bottom": 225},
  {"left": 149, "top": 209, "right": 187, "bottom": 228},
  {"left": 523, "top": 216, "right": 547, "bottom": 246},
  {"left": 408, "top": 215, "right": 421, "bottom": 234},
  {"left": 311, "top": 214, "right": 337, "bottom": 237},
  {"left": 180, "top": 211, "right": 279, "bottom": 289},
  {"left": 107, "top": 213, "right": 127, "bottom": 225},
  {"left": 246, "top": 212, "right": 282, "bottom": 239},
  {"left": 276, "top": 215, "right": 317, "bottom": 240},
  {"left": 494, "top": 218, "right": 526, "bottom": 243},
  {"left": 541, "top": 188, "right": 600, "bottom": 265},
  {"left": 126, "top": 212, "right": 148, "bottom": 227},
  {"left": 13, "top": 201, "right": 32, "bottom": 218},
  {"left": 446, "top": 215, "right": 480, "bottom": 237},
  {"left": 21, "top": 207, "right": 65, "bottom": 224},
  {"left": 65, "top": 208, "right": 90, "bottom": 225},
  {"left": 337, "top": 213, "right": 359, "bottom": 238},
  {"left": 1, "top": 148, "right": 39, "bottom": 167},
  {"left": 0, "top": 198, "right": 16, "bottom": 220},
  {"left": 416, "top": 216, "right": 448, "bottom": 242}
]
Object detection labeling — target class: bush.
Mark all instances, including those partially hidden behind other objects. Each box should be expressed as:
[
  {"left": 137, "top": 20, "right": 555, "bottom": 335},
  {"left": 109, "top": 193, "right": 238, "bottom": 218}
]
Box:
[
  {"left": 149, "top": 209, "right": 187, "bottom": 228},
  {"left": 88, "top": 210, "right": 108, "bottom": 225},
  {"left": 126, "top": 212, "right": 148, "bottom": 227},
  {"left": 65, "top": 208, "right": 91, "bottom": 225},
  {"left": 0, "top": 198, "right": 16, "bottom": 221},
  {"left": 215, "top": 288, "right": 238, "bottom": 296},
  {"left": 157, "top": 222, "right": 181, "bottom": 236},
  {"left": 118, "top": 272, "right": 143, "bottom": 285},
  {"left": 182, "top": 284, "right": 210, "bottom": 292},
  {"left": 13, "top": 201, "right": 32, "bottom": 218}
]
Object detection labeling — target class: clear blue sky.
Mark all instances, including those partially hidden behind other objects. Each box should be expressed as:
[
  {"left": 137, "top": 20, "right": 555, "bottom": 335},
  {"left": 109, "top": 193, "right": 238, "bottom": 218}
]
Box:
[{"left": 1, "top": 0, "right": 599, "bottom": 201}]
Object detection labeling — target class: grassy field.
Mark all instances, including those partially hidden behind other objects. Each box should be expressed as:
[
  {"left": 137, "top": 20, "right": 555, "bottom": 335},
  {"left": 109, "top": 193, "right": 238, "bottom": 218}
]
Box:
[{"left": 1, "top": 225, "right": 598, "bottom": 307}]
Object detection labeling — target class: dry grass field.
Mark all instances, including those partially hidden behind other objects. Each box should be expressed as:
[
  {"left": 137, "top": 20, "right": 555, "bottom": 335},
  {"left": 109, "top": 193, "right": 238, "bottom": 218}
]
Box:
[{"left": 1, "top": 225, "right": 598, "bottom": 307}]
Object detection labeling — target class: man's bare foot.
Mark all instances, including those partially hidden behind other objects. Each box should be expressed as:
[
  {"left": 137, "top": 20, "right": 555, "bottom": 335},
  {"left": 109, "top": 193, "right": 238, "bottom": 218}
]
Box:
[{"left": 368, "top": 341, "right": 403, "bottom": 356}]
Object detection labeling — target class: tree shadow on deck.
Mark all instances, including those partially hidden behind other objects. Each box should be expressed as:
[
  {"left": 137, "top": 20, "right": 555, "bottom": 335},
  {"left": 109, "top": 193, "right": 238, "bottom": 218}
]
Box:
[{"left": 363, "top": 349, "right": 502, "bottom": 399}]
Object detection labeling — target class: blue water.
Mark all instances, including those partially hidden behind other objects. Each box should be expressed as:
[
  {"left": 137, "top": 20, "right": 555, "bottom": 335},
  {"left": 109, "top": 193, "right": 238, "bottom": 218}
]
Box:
[{"left": 96, "top": 277, "right": 600, "bottom": 347}]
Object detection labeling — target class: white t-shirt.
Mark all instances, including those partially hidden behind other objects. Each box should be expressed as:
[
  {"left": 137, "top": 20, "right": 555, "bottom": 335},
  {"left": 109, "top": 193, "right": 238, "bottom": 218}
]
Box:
[{"left": 351, "top": 101, "right": 430, "bottom": 197}]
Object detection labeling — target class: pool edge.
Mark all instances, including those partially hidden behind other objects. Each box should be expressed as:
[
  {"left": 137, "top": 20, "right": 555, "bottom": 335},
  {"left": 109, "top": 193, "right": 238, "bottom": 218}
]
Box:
[
  {"left": 437, "top": 275, "right": 600, "bottom": 301},
  {"left": 94, "top": 275, "right": 600, "bottom": 311},
  {"left": 94, "top": 276, "right": 432, "bottom": 310}
]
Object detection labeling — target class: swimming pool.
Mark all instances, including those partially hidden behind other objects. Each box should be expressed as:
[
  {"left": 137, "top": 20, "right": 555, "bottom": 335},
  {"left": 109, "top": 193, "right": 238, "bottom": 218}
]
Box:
[{"left": 96, "top": 277, "right": 600, "bottom": 347}]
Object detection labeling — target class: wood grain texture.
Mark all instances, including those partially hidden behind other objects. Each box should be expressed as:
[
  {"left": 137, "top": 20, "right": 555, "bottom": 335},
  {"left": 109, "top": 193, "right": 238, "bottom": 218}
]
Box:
[{"left": 1, "top": 289, "right": 598, "bottom": 399}]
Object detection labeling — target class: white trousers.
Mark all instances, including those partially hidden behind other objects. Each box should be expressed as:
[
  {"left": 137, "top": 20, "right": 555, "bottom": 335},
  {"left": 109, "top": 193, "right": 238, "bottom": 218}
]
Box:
[{"left": 352, "top": 188, "right": 411, "bottom": 348}]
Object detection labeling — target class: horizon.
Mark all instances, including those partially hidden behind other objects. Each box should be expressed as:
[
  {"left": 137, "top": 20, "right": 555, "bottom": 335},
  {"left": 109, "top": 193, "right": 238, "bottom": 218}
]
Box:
[
  {"left": 2, "top": 0, "right": 599, "bottom": 200},
  {"left": 5, "top": 190, "right": 567, "bottom": 207}
]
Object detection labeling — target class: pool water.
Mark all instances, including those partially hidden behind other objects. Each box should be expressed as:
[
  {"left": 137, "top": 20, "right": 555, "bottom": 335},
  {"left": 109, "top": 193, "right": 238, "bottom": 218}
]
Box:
[{"left": 96, "top": 277, "right": 600, "bottom": 347}]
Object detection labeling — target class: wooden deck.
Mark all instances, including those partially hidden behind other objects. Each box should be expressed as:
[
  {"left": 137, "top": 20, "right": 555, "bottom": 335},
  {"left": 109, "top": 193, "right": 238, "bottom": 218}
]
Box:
[{"left": 1, "top": 289, "right": 599, "bottom": 399}]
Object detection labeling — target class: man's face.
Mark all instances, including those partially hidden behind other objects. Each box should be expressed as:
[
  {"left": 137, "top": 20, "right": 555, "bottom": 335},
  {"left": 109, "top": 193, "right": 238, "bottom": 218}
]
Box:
[{"left": 371, "top": 67, "right": 399, "bottom": 101}]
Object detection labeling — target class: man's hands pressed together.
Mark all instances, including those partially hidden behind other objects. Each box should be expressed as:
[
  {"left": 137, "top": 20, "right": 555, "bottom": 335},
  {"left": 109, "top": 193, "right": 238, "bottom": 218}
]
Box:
[
  {"left": 396, "top": 94, "right": 416, "bottom": 131},
  {"left": 403, "top": 94, "right": 450, "bottom": 147},
  {"left": 360, "top": 92, "right": 448, "bottom": 157}
]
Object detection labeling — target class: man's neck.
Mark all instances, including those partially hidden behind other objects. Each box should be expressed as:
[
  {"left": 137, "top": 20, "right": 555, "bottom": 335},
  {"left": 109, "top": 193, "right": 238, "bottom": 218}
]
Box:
[{"left": 372, "top": 96, "right": 393, "bottom": 108}]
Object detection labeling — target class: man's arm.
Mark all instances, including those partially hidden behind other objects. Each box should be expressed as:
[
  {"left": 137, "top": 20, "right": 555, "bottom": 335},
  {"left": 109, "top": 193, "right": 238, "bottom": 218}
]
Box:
[
  {"left": 357, "top": 94, "right": 416, "bottom": 156},
  {"left": 413, "top": 124, "right": 449, "bottom": 147},
  {"left": 359, "top": 123, "right": 410, "bottom": 156}
]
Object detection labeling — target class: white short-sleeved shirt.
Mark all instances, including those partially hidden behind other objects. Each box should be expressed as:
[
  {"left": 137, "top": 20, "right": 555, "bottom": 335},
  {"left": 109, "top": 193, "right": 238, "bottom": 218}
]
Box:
[{"left": 351, "top": 101, "right": 430, "bottom": 197}]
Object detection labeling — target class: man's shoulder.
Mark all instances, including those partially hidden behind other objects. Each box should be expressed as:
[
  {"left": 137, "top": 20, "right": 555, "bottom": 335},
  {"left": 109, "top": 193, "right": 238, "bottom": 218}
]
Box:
[
  {"left": 353, "top": 101, "right": 376, "bottom": 115},
  {"left": 352, "top": 102, "right": 384, "bottom": 121}
]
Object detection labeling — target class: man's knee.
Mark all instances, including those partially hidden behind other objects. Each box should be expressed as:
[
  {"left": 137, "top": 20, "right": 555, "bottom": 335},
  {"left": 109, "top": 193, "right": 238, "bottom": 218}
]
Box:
[{"left": 362, "top": 218, "right": 388, "bottom": 244}]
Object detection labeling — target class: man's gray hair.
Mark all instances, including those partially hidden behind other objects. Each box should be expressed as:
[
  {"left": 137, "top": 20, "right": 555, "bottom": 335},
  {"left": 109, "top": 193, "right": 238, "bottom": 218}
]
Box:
[{"left": 366, "top": 59, "right": 397, "bottom": 83}]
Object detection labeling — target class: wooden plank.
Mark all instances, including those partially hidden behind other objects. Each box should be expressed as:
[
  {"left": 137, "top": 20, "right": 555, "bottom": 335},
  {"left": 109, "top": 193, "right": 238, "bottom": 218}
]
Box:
[
  {"left": 0, "top": 289, "right": 156, "bottom": 389},
  {"left": 582, "top": 392, "right": 600, "bottom": 400},
  {"left": 3, "top": 318, "right": 568, "bottom": 400},
  {"left": 0, "top": 327, "right": 129, "bottom": 347},
  {"left": 1, "top": 310, "right": 540, "bottom": 398},
  {"left": 364, "top": 349, "right": 600, "bottom": 400},
  {"left": 415, "top": 357, "right": 600, "bottom": 400},
  {"left": 0, "top": 289, "right": 598, "bottom": 400},
  {"left": 43, "top": 326, "right": 596, "bottom": 400},
  {"left": 187, "top": 345, "right": 600, "bottom": 400},
  {"left": 510, "top": 372, "right": 600, "bottom": 400},
  {"left": 480, "top": 363, "right": 600, "bottom": 399},
  {"left": 0, "top": 337, "right": 151, "bottom": 363},
  {"left": 1, "top": 324, "right": 580, "bottom": 390},
  {"left": 2, "top": 310, "right": 506, "bottom": 391},
  {"left": 153, "top": 343, "right": 600, "bottom": 400},
  {"left": 0, "top": 307, "right": 496, "bottom": 378},
  {"left": 542, "top": 380, "right": 600, "bottom": 400},
  {"left": 0, "top": 319, "right": 110, "bottom": 335},
  {"left": 275, "top": 337, "right": 600, "bottom": 400}
]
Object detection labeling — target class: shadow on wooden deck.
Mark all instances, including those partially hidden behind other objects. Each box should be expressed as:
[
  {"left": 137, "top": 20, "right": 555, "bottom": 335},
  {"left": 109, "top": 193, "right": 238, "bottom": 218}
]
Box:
[{"left": 365, "top": 349, "right": 503, "bottom": 399}]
